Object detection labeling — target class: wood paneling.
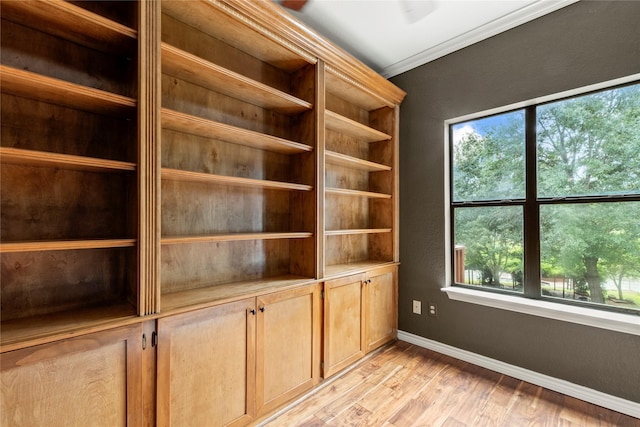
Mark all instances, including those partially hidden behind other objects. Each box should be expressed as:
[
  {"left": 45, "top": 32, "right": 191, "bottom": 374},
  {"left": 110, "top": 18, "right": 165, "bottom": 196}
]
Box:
[
  {"left": 365, "top": 267, "right": 397, "bottom": 352},
  {"left": 323, "top": 274, "right": 365, "bottom": 377},
  {"left": 256, "top": 284, "right": 321, "bottom": 415},
  {"left": 156, "top": 299, "right": 256, "bottom": 427},
  {"left": 1, "top": 324, "right": 143, "bottom": 427}
]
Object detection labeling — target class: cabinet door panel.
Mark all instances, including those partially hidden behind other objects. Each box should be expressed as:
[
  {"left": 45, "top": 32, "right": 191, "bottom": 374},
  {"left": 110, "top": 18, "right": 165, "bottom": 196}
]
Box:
[
  {"left": 157, "top": 299, "right": 255, "bottom": 427},
  {"left": 323, "top": 274, "right": 365, "bottom": 377},
  {"left": 0, "top": 324, "right": 143, "bottom": 427},
  {"left": 256, "top": 285, "right": 320, "bottom": 415},
  {"left": 365, "top": 267, "right": 397, "bottom": 352}
]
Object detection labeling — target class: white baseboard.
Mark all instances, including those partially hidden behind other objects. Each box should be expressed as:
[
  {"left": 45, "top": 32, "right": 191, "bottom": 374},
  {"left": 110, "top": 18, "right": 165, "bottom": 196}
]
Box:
[{"left": 397, "top": 330, "right": 640, "bottom": 419}]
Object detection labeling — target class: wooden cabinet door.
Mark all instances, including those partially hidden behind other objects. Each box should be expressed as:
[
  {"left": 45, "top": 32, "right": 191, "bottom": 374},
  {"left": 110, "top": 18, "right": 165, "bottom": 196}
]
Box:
[
  {"left": 156, "top": 299, "right": 256, "bottom": 427},
  {"left": 0, "top": 324, "right": 143, "bottom": 427},
  {"left": 256, "top": 284, "right": 321, "bottom": 416},
  {"left": 365, "top": 266, "right": 398, "bottom": 353},
  {"left": 323, "top": 274, "right": 365, "bottom": 378}
]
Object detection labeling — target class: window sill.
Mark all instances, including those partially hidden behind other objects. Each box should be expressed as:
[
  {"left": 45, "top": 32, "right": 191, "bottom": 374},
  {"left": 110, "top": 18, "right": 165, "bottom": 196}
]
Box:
[{"left": 442, "top": 287, "right": 640, "bottom": 336}]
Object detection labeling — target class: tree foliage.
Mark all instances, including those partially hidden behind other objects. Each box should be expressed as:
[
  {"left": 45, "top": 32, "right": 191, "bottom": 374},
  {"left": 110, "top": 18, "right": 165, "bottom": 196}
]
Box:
[{"left": 453, "top": 83, "right": 640, "bottom": 307}]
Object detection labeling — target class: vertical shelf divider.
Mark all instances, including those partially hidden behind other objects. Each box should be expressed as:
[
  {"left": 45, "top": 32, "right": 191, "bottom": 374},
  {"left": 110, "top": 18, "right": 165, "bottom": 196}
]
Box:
[
  {"left": 316, "top": 60, "right": 326, "bottom": 280},
  {"left": 138, "top": 0, "right": 162, "bottom": 315}
]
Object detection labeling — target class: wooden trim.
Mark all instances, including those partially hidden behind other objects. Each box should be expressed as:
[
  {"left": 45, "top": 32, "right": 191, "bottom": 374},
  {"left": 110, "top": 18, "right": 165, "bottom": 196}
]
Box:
[
  {"left": 316, "top": 60, "right": 326, "bottom": 279},
  {"left": 392, "top": 106, "right": 401, "bottom": 262},
  {"left": 138, "top": 0, "right": 162, "bottom": 316}
]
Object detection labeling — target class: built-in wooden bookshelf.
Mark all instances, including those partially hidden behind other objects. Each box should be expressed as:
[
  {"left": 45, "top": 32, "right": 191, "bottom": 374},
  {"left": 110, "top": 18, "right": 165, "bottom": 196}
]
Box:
[
  {"left": 159, "top": 0, "right": 318, "bottom": 310},
  {"left": 0, "top": 1, "right": 405, "bottom": 424},
  {"left": 323, "top": 66, "right": 399, "bottom": 275},
  {"left": 0, "top": 0, "right": 140, "bottom": 350}
]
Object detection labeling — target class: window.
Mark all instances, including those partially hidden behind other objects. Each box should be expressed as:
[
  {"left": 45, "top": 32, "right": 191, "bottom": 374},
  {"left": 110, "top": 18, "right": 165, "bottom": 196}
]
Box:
[{"left": 449, "top": 81, "right": 640, "bottom": 314}]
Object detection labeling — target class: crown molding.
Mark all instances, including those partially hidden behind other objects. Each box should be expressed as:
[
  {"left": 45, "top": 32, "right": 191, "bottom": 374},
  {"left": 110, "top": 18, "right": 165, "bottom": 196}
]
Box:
[{"left": 382, "top": 0, "right": 580, "bottom": 78}]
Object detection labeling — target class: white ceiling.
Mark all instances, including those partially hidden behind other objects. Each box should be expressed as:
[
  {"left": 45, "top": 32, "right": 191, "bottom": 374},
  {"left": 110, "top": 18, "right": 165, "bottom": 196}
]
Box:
[{"left": 276, "top": 0, "right": 579, "bottom": 78}]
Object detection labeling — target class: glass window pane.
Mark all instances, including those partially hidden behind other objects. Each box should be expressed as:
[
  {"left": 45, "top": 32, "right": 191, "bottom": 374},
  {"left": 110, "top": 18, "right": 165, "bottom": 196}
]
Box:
[
  {"left": 454, "top": 206, "right": 524, "bottom": 292},
  {"left": 451, "top": 110, "right": 526, "bottom": 202},
  {"left": 540, "top": 202, "right": 640, "bottom": 312},
  {"left": 537, "top": 84, "right": 640, "bottom": 198}
]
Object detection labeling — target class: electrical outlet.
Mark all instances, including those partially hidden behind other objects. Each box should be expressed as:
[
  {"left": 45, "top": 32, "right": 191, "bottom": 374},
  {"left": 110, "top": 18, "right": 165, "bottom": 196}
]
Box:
[
  {"left": 412, "top": 300, "right": 422, "bottom": 315},
  {"left": 428, "top": 303, "right": 437, "bottom": 317}
]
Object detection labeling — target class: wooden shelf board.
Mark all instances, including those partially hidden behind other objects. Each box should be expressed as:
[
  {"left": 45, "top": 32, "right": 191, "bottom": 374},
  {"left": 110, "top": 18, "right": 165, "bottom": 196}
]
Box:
[
  {"left": 162, "top": 232, "right": 313, "bottom": 245},
  {"left": 325, "top": 68, "right": 394, "bottom": 111},
  {"left": 0, "top": 303, "right": 138, "bottom": 353},
  {"left": 0, "top": 147, "right": 136, "bottom": 173},
  {"left": 162, "top": 168, "right": 313, "bottom": 192},
  {"left": 325, "top": 151, "right": 391, "bottom": 172},
  {"left": 325, "top": 187, "right": 392, "bottom": 199},
  {"left": 1, "top": 0, "right": 137, "bottom": 54},
  {"left": 324, "top": 261, "right": 398, "bottom": 279},
  {"left": 325, "top": 228, "right": 392, "bottom": 236},
  {"left": 0, "top": 66, "right": 136, "bottom": 117},
  {"left": 0, "top": 239, "right": 137, "bottom": 254},
  {"left": 161, "top": 0, "right": 314, "bottom": 73},
  {"left": 325, "top": 110, "right": 391, "bottom": 143},
  {"left": 162, "top": 109, "right": 312, "bottom": 154},
  {"left": 160, "top": 275, "right": 315, "bottom": 314},
  {"left": 162, "top": 43, "right": 313, "bottom": 114}
]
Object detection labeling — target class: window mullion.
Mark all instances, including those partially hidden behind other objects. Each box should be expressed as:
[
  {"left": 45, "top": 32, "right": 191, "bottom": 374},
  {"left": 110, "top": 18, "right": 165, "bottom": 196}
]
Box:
[{"left": 524, "top": 106, "right": 540, "bottom": 298}]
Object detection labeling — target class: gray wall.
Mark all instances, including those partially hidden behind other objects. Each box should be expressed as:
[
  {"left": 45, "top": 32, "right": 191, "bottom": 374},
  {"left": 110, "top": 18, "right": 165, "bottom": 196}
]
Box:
[{"left": 391, "top": 1, "right": 640, "bottom": 402}]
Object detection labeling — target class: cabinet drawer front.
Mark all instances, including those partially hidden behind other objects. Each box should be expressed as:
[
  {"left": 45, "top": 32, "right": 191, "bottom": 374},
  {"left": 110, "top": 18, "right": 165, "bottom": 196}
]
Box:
[
  {"left": 256, "top": 285, "right": 320, "bottom": 414},
  {"left": 156, "top": 299, "right": 255, "bottom": 427},
  {"left": 366, "top": 268, "right": 398, "bottom": 352},
  {"left": 323, "top": 276, "right": 365, "bottom": 377},
  {"left": 1, "top": 324, "right": 143, "bottom": 427}
]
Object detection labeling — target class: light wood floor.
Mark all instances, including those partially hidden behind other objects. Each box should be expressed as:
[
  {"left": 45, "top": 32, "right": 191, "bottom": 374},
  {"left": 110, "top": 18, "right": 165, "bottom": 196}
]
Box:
[{"left": 261, "top": 341, "right": 640, "bottom": 427}]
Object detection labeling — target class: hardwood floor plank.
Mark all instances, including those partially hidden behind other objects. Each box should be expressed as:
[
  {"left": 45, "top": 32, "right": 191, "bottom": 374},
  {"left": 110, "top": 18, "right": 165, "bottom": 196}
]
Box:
[
  {"left": 315, "top": 364, "right": 404, "bottom": 422},
  {"left": 330, "top": 404, "right": 373, "bottom": 426},
  {"left": 260, "top": 341, "right": 640, "bottom": 427},
  {"left": 445, "top": 365, "right": 503, "bottom": 425}
]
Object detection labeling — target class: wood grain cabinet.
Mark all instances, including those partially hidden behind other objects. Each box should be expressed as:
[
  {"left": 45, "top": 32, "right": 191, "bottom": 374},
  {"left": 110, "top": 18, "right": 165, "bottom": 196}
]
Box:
[
  {"left": 323, "top": 265, "right": 398, "bottom": 378},
  {"left": 157, "top": 284, "right": 320, "bottom": 427},
  {"left": 157, "top": 298, "right": 256, "bottom": 427},
  {"left": 0, "top": 324, "right": 144, "bottom": 427},
  {"left": 364, "top": 265, "right": 398, "bottom": 353},
  {"left": 0, "top": 0, "right": 403, "bottom": 423}
]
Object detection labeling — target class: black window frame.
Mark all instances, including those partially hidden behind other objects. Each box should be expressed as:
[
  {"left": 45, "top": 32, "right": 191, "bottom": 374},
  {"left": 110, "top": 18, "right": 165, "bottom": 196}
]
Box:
[{"left": 448, "top": 81, "right": 640, "bottom": 316}]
